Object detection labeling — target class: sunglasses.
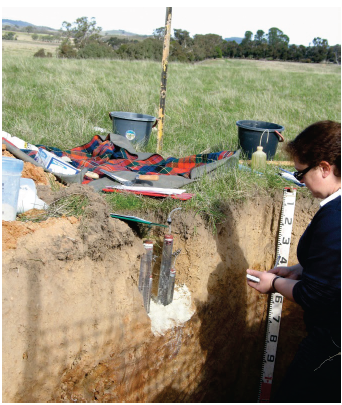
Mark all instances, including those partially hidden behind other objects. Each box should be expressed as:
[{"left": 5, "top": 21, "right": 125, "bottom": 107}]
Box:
[{"left": 293, "top": 165, "right": 315, "bottom": 181}]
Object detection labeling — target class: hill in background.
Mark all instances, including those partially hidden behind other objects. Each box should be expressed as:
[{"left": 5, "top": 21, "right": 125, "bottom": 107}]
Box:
[
  {"left": 2, "top": 19, "right": 57, "bottom": 33},
  {"left": 225, "top": 37, "right": 243, "bottom": 44},
  {"left": 3, "top": 19, "right": 35, "bottom": 27},
  {"left": 2, "top": 19, "right": 146, "bottom": 38},
  {"left": 102, "top": 29, "right": 149, "bottom": 38}
]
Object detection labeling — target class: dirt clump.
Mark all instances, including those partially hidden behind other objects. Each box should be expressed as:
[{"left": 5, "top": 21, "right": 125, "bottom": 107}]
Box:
[
  {"left": 21, "top": 161, "right": 54, "bottom": 185},
  {"left": 2, "top": 216, "right": 78, "bottom": 251}
]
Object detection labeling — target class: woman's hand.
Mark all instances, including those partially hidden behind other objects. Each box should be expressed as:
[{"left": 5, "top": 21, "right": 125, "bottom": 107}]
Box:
[
  {"left": 268, "top": 263, "right": 303, "bottom": 280},
  {"left": 246, "top": 269, "right": 277, "bottom": 294},
  {"left": 247, "top": 267, "right": 299, "bottom": 302}
]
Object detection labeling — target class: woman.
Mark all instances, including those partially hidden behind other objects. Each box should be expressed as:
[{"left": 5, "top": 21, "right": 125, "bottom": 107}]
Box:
[{"left": 247, "top": 120, "right": 341, "bottom": 403}]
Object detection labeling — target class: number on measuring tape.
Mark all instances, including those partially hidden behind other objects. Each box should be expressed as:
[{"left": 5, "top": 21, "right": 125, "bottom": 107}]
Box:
[{"left": 258, "top": 188, "right": 297, "bottom": 403}]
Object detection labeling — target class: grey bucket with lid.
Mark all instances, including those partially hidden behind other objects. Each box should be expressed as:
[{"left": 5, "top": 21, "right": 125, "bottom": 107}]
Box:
[
  {"left": 109, "top": 111, "right": 158, "bottom": 148},
  {"left": 236, "top": 120, "right": 285, "bottom": 160}
]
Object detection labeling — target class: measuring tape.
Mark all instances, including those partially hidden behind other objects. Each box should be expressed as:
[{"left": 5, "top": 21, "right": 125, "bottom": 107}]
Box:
[{"left": 258, "top": 187, "right": 297, "bottom": 403}]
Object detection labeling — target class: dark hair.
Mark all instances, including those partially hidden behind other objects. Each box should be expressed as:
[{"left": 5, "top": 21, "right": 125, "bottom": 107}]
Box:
[{"left": 285, "top": 120, "right": 341, "bottom": 177}]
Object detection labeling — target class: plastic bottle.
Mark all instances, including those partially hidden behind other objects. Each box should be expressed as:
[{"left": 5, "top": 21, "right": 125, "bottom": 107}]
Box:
[
  {"left": 17, "top": 178, "right": 48, "bottom": 214},
  {"left": 2, "top": 131, "right": 38, "bottom": 151},
  {"left": 251, "top": 146, "right": 266, "bottom": 171}
]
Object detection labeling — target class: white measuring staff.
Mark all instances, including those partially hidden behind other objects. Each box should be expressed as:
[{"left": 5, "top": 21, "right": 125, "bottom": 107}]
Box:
[{"left": 258, "top": 187, "right": 297, "bottom": 403}]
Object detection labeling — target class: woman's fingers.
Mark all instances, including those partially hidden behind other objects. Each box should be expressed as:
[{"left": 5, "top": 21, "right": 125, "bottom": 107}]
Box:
[
  {"left": 246, "top": 269, "right": 276, "bottom": 293},
  {"left": 246, "top": 269, "right": 262, "bottom": 277}
]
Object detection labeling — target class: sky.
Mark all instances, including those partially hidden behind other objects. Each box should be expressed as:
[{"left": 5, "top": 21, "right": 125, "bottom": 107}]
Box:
[{"left": 2, "top": 1, "right": 341, "bottom": 47}]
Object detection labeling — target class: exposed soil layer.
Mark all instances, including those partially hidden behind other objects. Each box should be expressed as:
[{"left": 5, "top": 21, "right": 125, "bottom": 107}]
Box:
[{"left": 2, "top": 158, "right": 320, "bottom": 402}]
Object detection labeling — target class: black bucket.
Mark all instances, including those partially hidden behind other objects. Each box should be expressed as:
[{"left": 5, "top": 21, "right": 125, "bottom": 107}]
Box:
[
  {"left": 109, "top": 111, "right": 158, "bottom": 148},
  {"left": 236, "top": 120, "right": 285, "bottom": 160}
]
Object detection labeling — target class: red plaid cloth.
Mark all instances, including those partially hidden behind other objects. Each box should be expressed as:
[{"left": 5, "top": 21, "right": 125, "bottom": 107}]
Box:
[{"left": 24, "top": 135, "right": 235, "bottom": 183}]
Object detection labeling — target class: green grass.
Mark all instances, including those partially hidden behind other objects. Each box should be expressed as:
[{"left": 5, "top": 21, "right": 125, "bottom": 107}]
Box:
[
  {"left": 2, "top": 54, "right": 340, "bottom": 223},
  {"left": 18, "top": 193, "right": 89, "bottom": 222}
]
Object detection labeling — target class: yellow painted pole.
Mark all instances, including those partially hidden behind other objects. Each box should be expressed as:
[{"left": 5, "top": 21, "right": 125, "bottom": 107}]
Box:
[{"left": 156, "top": 7, "right": 172, "bottom": 154}]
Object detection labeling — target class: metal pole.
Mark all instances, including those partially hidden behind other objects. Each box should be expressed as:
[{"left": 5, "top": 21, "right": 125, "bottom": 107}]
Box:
[
  {"left": 156, "top": 7, "right": 172, "bottom": 154},
  {"left": 157, "top": 234, "right": 174, "bottom": 305}
]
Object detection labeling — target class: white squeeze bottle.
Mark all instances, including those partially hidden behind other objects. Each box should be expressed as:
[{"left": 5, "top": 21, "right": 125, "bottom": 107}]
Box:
[
  {"left": 2, "top": 131, "right": 38, "bottom": 151},
  {"left": 251, "top": 145, "right": 266, "bottom": 171}
]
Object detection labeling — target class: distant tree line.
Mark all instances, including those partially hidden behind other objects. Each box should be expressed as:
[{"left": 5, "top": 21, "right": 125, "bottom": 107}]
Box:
[
  {"left": 228, "top": 29, "right": 341, "bottom": 64},
  {"left": 110, "top": 27, "right": 340, "bottom": 64},
  {"left": 28, "top": 17, "right": 341, "bottom": 64}
]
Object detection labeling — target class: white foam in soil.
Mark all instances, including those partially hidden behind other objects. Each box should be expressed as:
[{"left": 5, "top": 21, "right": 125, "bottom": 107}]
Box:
[{"left": 148, "top": 284, "right": 195, "bottom": 336}]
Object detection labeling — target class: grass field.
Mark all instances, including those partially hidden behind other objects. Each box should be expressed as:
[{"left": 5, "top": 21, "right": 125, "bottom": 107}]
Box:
[
  {"left": 2, "top": 50, "right": 341, "bottom": 222},
  {"left": 2, "top": 32, "right": 60, "bottom": 56}
]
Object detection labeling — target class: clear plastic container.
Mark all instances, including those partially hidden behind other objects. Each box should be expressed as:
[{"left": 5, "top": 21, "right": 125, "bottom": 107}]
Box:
[{"left": 2, "top": 157, "right": 24, "bottom": 221}]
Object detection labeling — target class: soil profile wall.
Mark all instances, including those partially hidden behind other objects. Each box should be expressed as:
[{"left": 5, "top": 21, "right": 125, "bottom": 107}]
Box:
[{"left": 2, "top": 185, "right": 319, "bottom": 402}]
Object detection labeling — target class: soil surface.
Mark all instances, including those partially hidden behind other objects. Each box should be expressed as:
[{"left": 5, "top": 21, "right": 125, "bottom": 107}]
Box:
[{"left": 2, "top": 152, "right": 320, "bottom": 403}]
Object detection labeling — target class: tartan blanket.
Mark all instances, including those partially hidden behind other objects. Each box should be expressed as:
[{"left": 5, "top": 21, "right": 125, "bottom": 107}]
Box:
[{"left": 25, "top": 135, "right": 235, "bottom": 183}]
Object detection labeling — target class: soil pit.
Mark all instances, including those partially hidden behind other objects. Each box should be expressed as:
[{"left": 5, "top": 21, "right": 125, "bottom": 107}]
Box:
[{"left": 2, "top": 160, "right": 320, "bottom": 403}]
